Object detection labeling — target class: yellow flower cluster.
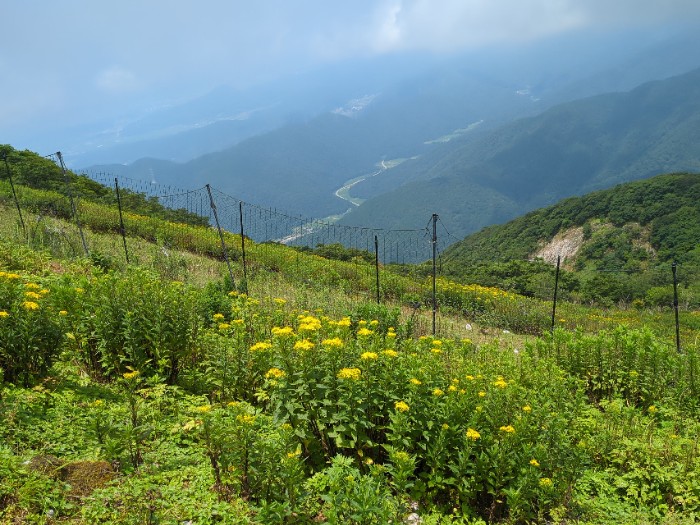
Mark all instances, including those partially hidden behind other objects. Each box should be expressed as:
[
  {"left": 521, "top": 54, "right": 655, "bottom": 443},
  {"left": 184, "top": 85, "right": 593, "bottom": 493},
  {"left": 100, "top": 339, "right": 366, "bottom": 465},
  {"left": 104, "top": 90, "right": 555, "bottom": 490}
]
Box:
[
  {"left": 298, "top": 315, "right": 321, "bottom": 332},
  {"left": 432, "top": 388, "right": 444, "bottom": 397},
  {"left": 236, "top": 414, "right": 256, "bottom": 425},
  {"left": 360, "top": 352, "right": 378, "bottom": 360},
  {"left": 322, "top": 337, "right": 343, "bottom": 348},
  {"left": 466, "top": 428, "right": 481, "bottom": 441},
  {"left": 394, "top": 401, "right": 409, "bottom": 412},
  {"left": 493, "top": 376, "right": 508, "bottom": 388},
  {"left": 123, "top": 370, "right": 140, "bottom": 380},
  {"left": 22, "top": 301, "right": 40, "bottom": 311},
  {"left": 0, "top": 271, "right": 21, "bottom": 279},
  {"left": 294, "top": 339, "right": 314, "bottom": 351},
  {"left": 213, "top": 313, "right": 225, "bottom": 321},
  {"left": 196, "top": 405, "right": 212, "bottom": 413},
  {"left": 539, "top": 477, "right": 553, "bottom": 487},
  {"left": 409, "top": 378, "right": 422, "bottom": 386},
  {"left": 382, "top": 349, "right": 398, "bottom": 358},
  {"left": 530, "top": 459, "right": 540, "bottom": 467},
  {"left": 499, "top": 425, "right": 516, "bottom": 434},
  {"left": 250, "top": 342, "right": 272, "bottom": 352},
  {"left": 337, "top": 367, "right": 361, "bottom": 380},
  {"left": 265, "top": 367, "right": 286, "bottom": 379},
  {"left": 357, "top": 327, "right": 374, "bottom": 336},
  {"left": 0, "top": 311, "right": 9, "bottom": 318},
  {"left": 272, "top": 326, "right": 294, "bottom": 337}
]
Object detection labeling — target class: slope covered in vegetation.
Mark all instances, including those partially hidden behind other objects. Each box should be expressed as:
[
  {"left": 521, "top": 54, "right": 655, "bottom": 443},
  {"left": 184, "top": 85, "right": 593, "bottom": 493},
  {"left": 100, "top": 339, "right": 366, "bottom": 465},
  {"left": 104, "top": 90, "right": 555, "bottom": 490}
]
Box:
[
  {"left": 441, "top": 172, "right": 700, "bottom": 306},
  {"left": 2, "top": 147, "right": 700, "bottom": 523}
]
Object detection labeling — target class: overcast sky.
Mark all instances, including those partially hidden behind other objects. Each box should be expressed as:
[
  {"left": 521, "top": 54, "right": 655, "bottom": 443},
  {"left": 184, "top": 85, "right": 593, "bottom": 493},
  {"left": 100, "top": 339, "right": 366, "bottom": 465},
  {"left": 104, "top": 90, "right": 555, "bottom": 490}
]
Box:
[{"left": 3, "top": 0, "right": 700, "bottom": 150}]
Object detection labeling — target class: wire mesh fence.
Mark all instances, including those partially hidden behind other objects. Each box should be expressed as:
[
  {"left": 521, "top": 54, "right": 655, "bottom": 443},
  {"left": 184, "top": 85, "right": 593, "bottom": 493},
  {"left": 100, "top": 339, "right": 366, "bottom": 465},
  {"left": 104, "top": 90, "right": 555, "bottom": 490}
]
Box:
[{"left": 0, "top": 159, "right": 694, "bottom": 344}]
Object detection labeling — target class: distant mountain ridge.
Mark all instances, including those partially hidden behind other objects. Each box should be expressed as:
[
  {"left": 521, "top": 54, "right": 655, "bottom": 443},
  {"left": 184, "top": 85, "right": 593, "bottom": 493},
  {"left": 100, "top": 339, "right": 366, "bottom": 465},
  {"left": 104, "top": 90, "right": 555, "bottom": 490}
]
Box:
[
  {"left": 340, "top": 67, "right": 700, "bottom": 237},
  {"left": 79, "top": 31, "right": 700, "bottom": 230}
]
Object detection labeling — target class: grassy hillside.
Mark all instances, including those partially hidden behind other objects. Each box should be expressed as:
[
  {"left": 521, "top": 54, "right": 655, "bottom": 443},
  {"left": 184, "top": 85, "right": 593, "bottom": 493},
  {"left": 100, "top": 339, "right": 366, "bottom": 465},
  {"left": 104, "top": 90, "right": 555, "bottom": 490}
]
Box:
[
  {"left": 2, "top": 167, "right": 700, "bottom": 523},
  {"left": 342, "top": 67, "right": 700, "bottom": 237}
]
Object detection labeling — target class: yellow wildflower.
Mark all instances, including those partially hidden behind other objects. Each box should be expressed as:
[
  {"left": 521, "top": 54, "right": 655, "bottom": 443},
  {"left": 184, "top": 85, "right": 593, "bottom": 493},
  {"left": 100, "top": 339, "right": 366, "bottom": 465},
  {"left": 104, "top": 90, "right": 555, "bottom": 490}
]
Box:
[
  {"left": 499, "top": 425, "right": 516, "bottom": 434},
  {"left": 337, "top": 368, "right": 361, "bottom": 380},
  {"left": 59, "top": 310, "right": 68, "bottom": 316},
  {"left": 236, "top": 414, "right": 256, "bottom": 425},
  {"left": 25, "top": 283, "right": 42, "bottom": 290},
  {"left": 478, "top": 391, "right": 486, "bottom": 397},
  {"left": 0, "top": 311, "right": 9, "bottom": 318},
  {"left": 195, "top": 405, "right": 212, "bottom": 413},
  {"left": 272, "top": 326, "right": 294, "bottom": 337},
  {"left": 394, "top": 401, "right": 409, "bottom": 412},
  {"left": 361, "top": 352, "right": 378, "bottom": 360},
  {"left": 213, "top": 313, "right": 225, "bottom": 321},
  {"left": 294, "top": 339, "right": 315, "bottom": 351},
  {"left": 298, "top": 316, "right": 321, "bottom": 331},
  {"left": 22, "top": 301, "right": 40, "bottom": 311},
  {"left": 465, "top": 375, "right": 475, "bottom": 381},
  {"left": 648, "top": 405, "right": 657, "bottom": 414},
  {"left": 274, "top": 298, "right": 286, "bottom": 305},
  {"left": 250, "top": 342, "right": 272, "bottom": 352},
  {"left": 431, "top": 347, "right": 443, "bottom": 354},
  {"left": 522, "top": 405, "right": 532, "bottom": 413},
  {"left": 123, "top": 370, "right": 140, "bottom": 380},
  {"left": 493, "top": 378, "right": 508, "bottom": 388},
  {"left": 265, "top": 367, "right": 286, "bottom": 379},
  {"left": 218, "top": 323, "right": 231, "bottom": 331},
  {"left": 322, "top": 337, "right": 344, "bottom": 348},
  {"left": 409, "top": 378, "right": 422, "bottom": 386},
  {"left": 357, "top": 327, "right": 374, "bottom": 336},
  {"left": 466, "top": 428, "right": 481, "bottom": 441},
  {"left": 337, "top": 317, "right": 351, "bottom": 327},
  {"left": 539, "top": 478, "right": 553, "bottom": 487},
  {"left": 530, "top": 459, "right": 540, "bottom": 467},
  {"left": 433, "top": 388, "right": 444, "bottom": 397},
  {"left": 442, "top": 423, "right": 449, "bottom": 430},
  {"left": 448, "top": 385, "right": 457, "bottom": 392},
  {"left": 382, "top": 349, "right": 398, "bottom": 358}
]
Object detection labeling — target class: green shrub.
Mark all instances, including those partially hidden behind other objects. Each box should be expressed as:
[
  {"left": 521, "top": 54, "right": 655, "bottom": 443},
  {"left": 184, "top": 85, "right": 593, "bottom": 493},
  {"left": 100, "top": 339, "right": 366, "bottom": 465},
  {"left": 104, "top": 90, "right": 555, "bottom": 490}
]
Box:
[{"left": 0, "top": 271, "right": 64, "bottom": 386}]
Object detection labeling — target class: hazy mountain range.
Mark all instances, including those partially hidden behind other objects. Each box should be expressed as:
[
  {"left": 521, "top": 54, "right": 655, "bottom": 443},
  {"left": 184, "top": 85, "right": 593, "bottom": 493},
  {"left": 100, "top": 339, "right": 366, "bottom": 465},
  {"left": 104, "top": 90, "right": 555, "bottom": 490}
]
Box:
[{"left": 76, "top": 29, "right": 700, "bottom": 240}]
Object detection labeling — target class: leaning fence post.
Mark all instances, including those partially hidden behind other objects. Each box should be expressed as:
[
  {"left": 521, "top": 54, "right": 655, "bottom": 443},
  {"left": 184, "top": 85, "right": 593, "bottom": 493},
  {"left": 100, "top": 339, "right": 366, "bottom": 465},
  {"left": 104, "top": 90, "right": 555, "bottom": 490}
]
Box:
[
  {"left": 56, "top": 151, "right": 89, "bottom": 256},
  {"left": 2, "top": 154, "right": 26, "bottom": 239},
  {"left": 114, "top": 178, "right": 130, "bottom": 264},
  {"left": 206, "top": 184, "right": 236, "bottom": 289}
]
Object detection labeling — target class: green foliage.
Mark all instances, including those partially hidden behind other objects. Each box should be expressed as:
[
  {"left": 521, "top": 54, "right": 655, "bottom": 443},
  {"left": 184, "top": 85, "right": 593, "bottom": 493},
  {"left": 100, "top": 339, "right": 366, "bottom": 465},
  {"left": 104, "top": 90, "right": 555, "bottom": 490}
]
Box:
[
  {"left": 64, "top": 268, "right": 201, "bottom": 382},
  {"left": 0, "top": 271, "right": 65, "bottom": 386},
  {"left": 441, "top": 172, "right": 700, "bottom": 307},
  {"left": 0, "top": 145, "right": 208, "bottom": 227}
]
